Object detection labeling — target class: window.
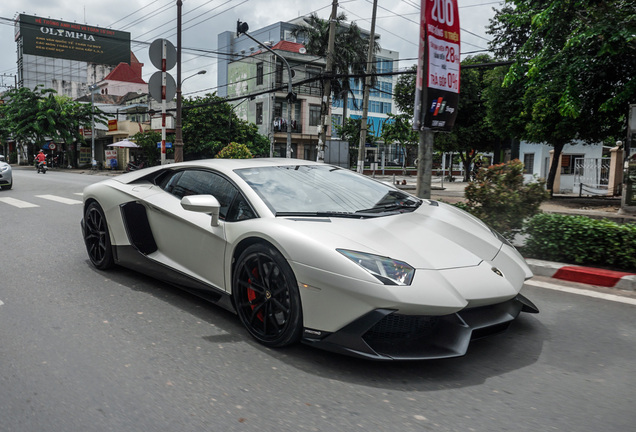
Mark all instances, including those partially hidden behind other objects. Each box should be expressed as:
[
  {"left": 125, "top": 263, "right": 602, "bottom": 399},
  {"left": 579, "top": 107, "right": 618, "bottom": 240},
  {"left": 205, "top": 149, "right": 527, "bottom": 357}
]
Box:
[
  {"left": 275, "top": 62, "right": 283, "bottom": 86},
  {"left": 376, "top": 58, "right": 393, "bottom": 74},
  {"left": 158, "top": 169, "right": 255, "bottom": 221},
  {"left": 306, "top": 67, "right": 321, "bottom": 88},
  {"left": 309, "top": 104, "right": 321, "bottom": 126},
  {"left": 331, "top": 114, "right": 342, "bottom": 137},
  {"left": 561, "top": 154, "right": 584, "bottom": 175},
  {"left": 256, "top": 62, "right": 263, "bottom": 85},
  {"left": 256, "top": 102, "right": 263, "bottom": 125},
  {"left": 523, "top": 153, "right": 535, "bottom": 174}
]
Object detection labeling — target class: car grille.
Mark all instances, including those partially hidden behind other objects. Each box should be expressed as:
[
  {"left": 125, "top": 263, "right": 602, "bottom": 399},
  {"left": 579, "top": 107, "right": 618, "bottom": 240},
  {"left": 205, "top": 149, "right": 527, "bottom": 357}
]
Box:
[{"left": 364, "top": 314, "right": 440, "bottom": 343}]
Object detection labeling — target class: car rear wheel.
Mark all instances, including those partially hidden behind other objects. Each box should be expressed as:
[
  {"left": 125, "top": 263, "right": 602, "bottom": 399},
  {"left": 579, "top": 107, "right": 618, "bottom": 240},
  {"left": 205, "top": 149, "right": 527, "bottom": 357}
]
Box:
[
  {"left": 233, "top": 243, "right": 303, "bottom": 348},
  {"left": 83, "top": 201, "right": 114, "bottom": 270}
]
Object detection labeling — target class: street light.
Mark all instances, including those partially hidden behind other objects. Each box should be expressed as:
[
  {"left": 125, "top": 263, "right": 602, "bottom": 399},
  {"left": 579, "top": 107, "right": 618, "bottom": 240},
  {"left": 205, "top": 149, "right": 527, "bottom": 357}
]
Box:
[
  {"left": 237, "top": 20, "right": 295, "bottom": 158},
  {"left": 183, "top": 70, "right": 207, "bottom": 85}
]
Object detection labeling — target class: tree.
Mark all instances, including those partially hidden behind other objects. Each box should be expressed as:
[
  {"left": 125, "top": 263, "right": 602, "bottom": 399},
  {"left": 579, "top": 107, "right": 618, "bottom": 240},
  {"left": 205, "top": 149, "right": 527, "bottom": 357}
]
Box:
[
  {"left": 336, "top": 117, "right": 378, "bottom": 168},
  {"left": 181, "top": 93, "right": 269, "bottom": 160},
  {"left": 129, "top": 130, "right": 168, "bottom": 167},
  {"left": 381, "top": 113, "right": 418, "bottom": 171},
  {"left": 487, "top": 0, "right": 635, "bottom": 193},
  {"left": 55, "top": 95, "right": 103, "bottom": 167},
  {"left": 440, "top": 55, "right": 501, "bottom": 180},
  {"left": 393, "top": 56, "right": 500, "bottom": 180},
  {"left": 216, "top": 142, "right": 253, "bottom": 159},
  {"left": 393, "top": 65, "right": 416, "bottom": 116},
  {"left": 0, "top": 86, "right": 104, "bottom": 165},
  {"left": 291, "top": 13, "right": 379, "bottom": 129}
]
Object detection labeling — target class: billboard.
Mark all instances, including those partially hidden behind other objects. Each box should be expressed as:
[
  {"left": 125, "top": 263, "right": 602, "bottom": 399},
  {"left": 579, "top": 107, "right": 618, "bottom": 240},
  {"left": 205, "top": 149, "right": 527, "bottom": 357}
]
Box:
[
  {"left": 16, "top": 14, "right": 130, "bottom": 66},
  {"left": 413, "top": 0, "right": 460, "bottom": 131}
]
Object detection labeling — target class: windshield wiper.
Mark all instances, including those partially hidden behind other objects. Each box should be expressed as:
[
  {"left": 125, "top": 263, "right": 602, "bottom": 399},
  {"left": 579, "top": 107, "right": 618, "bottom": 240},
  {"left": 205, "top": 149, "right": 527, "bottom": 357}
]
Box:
[
  {"left": 276, "top": 211, "right": 379, "bottom": 218},
  {"left": 355, "top": 200, "right": 423, "bottom": 214}
]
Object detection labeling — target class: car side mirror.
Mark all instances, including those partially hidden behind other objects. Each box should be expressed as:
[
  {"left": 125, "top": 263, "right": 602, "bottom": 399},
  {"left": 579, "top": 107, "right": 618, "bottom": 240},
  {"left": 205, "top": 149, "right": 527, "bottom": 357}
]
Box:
[{"left": 180, "top": 195, "right": 221, "bottom": 226}]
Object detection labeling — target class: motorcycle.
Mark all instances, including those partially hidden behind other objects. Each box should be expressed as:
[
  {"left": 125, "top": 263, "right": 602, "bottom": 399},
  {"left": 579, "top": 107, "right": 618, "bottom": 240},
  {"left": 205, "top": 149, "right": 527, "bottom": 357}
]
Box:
[
  {"left": 125, "top": 160, "right": 145, "bottom": 172},
  {"left": 36, "top": 160, "right": 48, "bottom": 174}
]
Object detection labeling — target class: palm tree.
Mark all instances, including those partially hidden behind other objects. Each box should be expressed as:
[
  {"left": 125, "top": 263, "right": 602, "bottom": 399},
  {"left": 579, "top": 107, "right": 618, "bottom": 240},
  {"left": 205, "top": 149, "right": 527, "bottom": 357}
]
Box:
[{"left": 291, "top": 13, "right": 379, "bottom": 126}]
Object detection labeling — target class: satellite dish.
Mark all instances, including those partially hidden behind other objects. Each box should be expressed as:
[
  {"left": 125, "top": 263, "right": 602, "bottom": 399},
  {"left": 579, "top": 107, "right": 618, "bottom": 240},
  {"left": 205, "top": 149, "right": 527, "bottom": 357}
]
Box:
[{"left": 299, "top": 47, "right": 307, "bottom": 54}]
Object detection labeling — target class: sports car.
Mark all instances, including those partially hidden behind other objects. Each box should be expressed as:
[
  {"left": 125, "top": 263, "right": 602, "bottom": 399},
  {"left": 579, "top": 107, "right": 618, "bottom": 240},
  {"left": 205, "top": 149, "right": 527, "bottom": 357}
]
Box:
[{"left": 81, "top": 158, "right": 538, "bottom": 360}]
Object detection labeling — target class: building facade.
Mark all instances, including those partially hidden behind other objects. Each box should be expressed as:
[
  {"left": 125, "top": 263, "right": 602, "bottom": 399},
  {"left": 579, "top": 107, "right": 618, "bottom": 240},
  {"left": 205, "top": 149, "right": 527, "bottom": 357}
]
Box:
[
  {"left": 218, "top": 17, "right": 399, "bottom": 159},
  {"left": 227, "top": 40, "right": 326, "bottom": 159}
]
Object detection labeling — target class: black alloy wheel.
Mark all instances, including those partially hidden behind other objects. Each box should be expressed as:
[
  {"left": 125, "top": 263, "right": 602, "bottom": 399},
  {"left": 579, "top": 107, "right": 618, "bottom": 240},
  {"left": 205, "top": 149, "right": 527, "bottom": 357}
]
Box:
[
  {"left": 233, "top": 244, "right": 303, "bottom": 347},
  {"left": 83, "top": 202, "right": 114, "bottom": 270}
]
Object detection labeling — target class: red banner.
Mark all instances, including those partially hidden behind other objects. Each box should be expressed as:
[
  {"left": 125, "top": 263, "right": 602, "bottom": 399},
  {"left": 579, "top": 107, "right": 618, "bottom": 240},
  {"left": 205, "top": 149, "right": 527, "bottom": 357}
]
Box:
[{"left": 413, "top": 0, "right": 460, "bottom": 131}]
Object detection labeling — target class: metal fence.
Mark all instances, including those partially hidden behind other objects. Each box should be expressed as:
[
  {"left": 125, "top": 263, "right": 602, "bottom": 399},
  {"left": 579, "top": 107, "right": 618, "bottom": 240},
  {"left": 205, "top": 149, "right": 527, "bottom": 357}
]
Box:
[{"left": 574, "top": 157, "right": 610, "bottom": 196}]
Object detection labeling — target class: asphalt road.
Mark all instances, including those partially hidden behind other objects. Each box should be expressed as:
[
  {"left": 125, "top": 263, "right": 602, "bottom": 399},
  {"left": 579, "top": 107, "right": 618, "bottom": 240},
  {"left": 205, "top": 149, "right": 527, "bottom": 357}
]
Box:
[{"left": 1, "top": 168, "right": 635, "bottom": 432}]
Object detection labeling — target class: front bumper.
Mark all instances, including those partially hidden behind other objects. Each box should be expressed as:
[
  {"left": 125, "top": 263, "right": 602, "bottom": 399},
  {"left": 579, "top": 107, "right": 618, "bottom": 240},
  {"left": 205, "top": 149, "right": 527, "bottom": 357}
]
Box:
[{"left": 301, "top": 294, "right": 538, "bottom": 360}]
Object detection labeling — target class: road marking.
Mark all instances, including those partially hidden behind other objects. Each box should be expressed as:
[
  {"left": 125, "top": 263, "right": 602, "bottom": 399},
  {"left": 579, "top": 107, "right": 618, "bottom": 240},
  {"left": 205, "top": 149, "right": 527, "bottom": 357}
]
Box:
[
  {"left": 36, "top": 194, "right": 83, "bottom": 205},
  {"left": 526, "top": 279, "right": 636, "bottom": 306},
  {"left": 0, "top": 197, "right": 39, "bottom": 208}
]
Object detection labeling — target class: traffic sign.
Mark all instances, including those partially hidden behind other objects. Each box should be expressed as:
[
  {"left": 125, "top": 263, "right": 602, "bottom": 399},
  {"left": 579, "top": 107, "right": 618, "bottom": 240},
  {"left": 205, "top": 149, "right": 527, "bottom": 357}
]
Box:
[
  {"left": 148, "top": 71, "right": 176, "bottom": 103},
  {"left": 149, "top": 39, "right": 177, "bottom": 71}
]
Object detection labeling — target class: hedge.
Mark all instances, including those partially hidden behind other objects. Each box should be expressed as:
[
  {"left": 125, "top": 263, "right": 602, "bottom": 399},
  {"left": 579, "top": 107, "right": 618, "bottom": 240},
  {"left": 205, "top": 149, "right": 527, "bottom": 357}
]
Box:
[{"left": 523, "top": 213, "right": 636, "bottom": 271}]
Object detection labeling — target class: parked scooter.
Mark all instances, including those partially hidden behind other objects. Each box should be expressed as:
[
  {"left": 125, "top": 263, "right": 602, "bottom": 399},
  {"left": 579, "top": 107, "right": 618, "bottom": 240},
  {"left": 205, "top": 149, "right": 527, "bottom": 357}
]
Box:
[{"left": 125, "top": 160, "right": 145, "bottom": 172}]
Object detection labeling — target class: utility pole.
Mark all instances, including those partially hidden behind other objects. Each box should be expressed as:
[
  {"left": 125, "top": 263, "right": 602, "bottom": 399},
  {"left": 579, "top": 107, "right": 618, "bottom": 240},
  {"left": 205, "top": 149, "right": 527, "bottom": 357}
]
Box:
[
  {"left": 317, "top": 0, "right": 339, "bottom": 163},
  {"left": 356, "top": 0, "right": 378, "bottom": 173},
  {"left": 174, "top": 0, "right": 184, "bottom": 163}
]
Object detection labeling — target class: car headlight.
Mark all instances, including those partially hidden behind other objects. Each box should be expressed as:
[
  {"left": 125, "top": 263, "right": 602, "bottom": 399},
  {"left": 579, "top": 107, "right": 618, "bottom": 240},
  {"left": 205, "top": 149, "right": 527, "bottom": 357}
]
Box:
[
  {"left": 0, "top": 166, "right": 7, "bottom": 172},
  {"left": 337, "top": 249, "right": 415, "bottom": 286}
]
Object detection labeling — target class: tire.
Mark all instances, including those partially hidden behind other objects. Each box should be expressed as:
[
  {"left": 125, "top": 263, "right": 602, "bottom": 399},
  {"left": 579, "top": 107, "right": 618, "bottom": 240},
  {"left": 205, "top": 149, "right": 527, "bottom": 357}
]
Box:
[
  {"left": 233, "top": 243, "right": 303, "bottom": 348},
  {"left": 83, "top": 201, "right": 114, "bottom": 270}
]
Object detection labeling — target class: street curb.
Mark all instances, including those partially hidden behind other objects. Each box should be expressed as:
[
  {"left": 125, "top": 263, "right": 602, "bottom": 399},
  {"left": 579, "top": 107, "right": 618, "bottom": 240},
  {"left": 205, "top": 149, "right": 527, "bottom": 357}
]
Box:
[{"left": 525, "top": 258, "right": 636, "bottom": 291}]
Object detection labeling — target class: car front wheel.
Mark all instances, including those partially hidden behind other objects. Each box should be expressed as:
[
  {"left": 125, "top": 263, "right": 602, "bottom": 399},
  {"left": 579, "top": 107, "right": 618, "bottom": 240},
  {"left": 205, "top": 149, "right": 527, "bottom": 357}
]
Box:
[
  {"left": 233, "top": 243, "right": 303, "bottom": 348},
  {"left": 83, "top": 201, "right": 114, "bottom": 270}
]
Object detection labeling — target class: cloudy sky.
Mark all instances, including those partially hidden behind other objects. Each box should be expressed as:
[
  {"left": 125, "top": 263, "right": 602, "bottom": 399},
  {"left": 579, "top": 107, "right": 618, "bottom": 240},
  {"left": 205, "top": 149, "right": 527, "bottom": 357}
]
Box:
[{"left": 0, "top": 0, "right": 502, "bottom": 96}]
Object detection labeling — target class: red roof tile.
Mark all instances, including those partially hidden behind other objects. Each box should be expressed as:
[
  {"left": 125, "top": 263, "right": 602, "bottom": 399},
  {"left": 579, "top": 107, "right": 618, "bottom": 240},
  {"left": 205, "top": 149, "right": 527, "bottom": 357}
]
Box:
[{"left": 104, "top": 62, "right": 146, "bottom": 84}]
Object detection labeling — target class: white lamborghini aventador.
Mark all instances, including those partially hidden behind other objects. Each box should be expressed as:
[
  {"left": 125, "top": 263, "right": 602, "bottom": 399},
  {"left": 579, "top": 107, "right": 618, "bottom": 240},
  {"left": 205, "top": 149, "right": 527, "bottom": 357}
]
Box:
[{"left": 81, "top": 158, "right": 538, "bottom": 360}]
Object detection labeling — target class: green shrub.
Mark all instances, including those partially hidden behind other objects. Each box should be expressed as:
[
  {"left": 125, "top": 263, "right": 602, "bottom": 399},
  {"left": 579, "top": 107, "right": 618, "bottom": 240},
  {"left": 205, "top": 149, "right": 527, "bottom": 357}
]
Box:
[
  {"left": 523, "top": 213, "right": 636, "bottom": 271},
  {"left": 461, "top": 159, "right": 549, "bottom": 238},
  {"left": 215, "top": 142, "right": 252, "bottom": 159}
]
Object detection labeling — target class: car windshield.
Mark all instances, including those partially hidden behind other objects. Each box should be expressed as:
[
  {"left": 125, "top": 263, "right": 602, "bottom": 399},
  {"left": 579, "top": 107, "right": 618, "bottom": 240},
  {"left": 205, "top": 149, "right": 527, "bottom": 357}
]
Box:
[{"left": 235, "top": 165, "right": 421, "bottom": 216}]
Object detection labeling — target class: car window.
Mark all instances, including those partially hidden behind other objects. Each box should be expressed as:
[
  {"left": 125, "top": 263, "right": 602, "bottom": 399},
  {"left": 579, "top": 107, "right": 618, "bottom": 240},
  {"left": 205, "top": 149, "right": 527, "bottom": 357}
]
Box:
[
  {"left": 160, "top": 169, "right": 254, "bottom": 221},
  {"left": 226, "top": 193, "right": 256, "bottom": 221}
]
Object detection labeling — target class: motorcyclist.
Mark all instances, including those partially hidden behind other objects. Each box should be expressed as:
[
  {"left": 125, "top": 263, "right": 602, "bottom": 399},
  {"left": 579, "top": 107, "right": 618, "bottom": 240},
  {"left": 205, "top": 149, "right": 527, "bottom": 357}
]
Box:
[{"left": 35, "top": 150, "right": 47, "bottom": 172}]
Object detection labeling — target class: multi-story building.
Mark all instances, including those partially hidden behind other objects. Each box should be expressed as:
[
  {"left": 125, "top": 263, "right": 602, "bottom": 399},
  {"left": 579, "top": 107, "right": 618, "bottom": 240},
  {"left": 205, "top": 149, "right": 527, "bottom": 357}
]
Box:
[
  {"left": 218, "top": 17, "right": 399, "bottom": 162},
  {"left": 13, "top": 14, "right": 134, "bottom": 99},
  {"left": 226, "top": 40, "right": 326, "bottom": 159}
]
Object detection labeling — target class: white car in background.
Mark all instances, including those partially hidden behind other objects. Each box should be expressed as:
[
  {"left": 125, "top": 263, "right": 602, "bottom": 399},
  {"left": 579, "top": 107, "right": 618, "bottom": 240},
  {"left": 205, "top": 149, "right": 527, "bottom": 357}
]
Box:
[
  {"left": 81, "top": 158, "right": 538, "bottom": 360},
  {"left": 0, "top": 159, "right": 12, "bottom": 190}
]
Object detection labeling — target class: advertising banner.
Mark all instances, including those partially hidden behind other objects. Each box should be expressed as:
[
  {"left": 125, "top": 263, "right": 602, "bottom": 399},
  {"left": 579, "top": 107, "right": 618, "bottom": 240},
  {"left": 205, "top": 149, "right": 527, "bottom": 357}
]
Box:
[
  {"left": 413, "top": 0, "right": 460, "bottom": 131},
  {"left": 17, "top": 14, "right": 130, "bottom": 66}
]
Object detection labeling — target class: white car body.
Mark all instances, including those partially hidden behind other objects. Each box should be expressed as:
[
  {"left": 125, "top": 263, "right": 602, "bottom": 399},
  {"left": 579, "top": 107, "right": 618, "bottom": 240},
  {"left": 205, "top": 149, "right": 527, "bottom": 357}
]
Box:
[
  {"left": 81, "top": 158, "right": 538, "bottom": 360},
  {"left": 0, "top": 160, "right": 13, "bottom": 190}
]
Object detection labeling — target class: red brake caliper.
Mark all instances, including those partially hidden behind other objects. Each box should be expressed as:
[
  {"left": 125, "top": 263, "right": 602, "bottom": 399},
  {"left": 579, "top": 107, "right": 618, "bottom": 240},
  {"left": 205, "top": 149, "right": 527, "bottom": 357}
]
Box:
[{"left": 247, "top": 267, "right": 264, "bottom": 322}]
